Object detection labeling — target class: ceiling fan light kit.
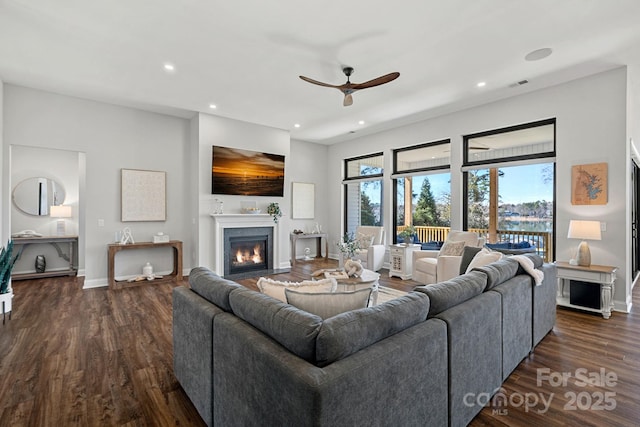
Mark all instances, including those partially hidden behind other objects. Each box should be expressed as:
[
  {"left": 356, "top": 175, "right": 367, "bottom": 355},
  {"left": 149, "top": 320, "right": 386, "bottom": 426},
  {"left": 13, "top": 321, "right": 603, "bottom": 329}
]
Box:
[{"left": 300, "top": 66, "right": 400, "bottom": 106}]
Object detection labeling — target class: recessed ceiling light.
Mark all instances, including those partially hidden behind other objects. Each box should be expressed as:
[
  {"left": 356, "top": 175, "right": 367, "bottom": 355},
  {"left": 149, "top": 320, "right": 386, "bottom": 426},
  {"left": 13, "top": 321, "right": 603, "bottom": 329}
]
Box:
[
  {"left": 358, "top": 120, "right": 365, "bottom": 125},
  {"left": 163, "top": 63, "right": 175, "bottom": 72},
  {"left": 294, "top": 123, "right": 301, "bottom": 128},
  {"left": 477, "top": 81, "right": 486, "bottom": 88},
  {"left": 209, "top": 104, "right": 217, "bottom": 109},
  {"left": 525, "top": 48, "right": 553, "bottom": 62}
]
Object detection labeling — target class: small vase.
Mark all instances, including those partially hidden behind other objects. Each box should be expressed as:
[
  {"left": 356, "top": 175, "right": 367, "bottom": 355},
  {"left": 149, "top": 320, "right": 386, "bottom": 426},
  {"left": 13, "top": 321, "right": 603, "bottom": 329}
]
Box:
[{"left": 35, "top": 255, "right": 46, "bottom": 273}]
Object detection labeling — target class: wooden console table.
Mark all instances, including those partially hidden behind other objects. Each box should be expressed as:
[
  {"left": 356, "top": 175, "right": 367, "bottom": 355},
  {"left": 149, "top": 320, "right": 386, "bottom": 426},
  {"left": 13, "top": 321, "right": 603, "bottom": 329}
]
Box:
[
  {"left": 12, "top": 235, "right": 78, "bottom": 280},
  {"left": 107, "top": 240, "right": 183, "bottom": 290},
  {"left": 555, "top": 261, "right": 617, "bottom": 319},
  {"left": 290, "top": 233, "right": 328, "bottom": 265}
]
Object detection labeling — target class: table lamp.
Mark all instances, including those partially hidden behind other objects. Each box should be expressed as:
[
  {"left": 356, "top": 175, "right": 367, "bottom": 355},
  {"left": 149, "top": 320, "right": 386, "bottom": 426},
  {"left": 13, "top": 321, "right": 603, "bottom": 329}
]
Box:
[
  {"left": 50, "top": 205, "right": 72, "bottom": 236},
  {"left": 567, "top": 220, "right": 601, "bottom": 266}
]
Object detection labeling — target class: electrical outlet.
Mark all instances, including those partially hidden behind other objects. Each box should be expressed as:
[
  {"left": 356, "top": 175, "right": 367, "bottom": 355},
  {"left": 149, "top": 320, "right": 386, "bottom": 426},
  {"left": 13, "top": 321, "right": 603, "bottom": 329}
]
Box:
[
  {"left": 98, "top": 219, "right": 105, "bottom": 227},
  {"left": 600, "top": 222, "right": 606, "bottom": 232}
]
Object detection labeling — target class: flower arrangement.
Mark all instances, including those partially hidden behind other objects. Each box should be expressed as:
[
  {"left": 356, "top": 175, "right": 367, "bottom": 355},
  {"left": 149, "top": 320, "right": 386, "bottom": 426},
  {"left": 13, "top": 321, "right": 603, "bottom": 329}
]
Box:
[
  {"left": 398, "top": 225, "right": 417, "bottom": 243},
  {"left": 267, "top": 202, "right": 282, "bottom": 224},
  {"left": 336, "top": 232, "right": 361, "bottom": 258}
]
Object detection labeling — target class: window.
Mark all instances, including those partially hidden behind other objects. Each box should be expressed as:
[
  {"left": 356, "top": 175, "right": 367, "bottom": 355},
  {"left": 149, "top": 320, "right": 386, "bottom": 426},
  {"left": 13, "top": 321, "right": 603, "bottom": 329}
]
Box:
[
  {"left": 343, "top": 153, "right": 384, "bottom": 233},
  {"left": 463, "top": 119, "right": 556, "bottom": 261},
  {"left": 392, "top": 140, "right": 451, "bottom": 243}
]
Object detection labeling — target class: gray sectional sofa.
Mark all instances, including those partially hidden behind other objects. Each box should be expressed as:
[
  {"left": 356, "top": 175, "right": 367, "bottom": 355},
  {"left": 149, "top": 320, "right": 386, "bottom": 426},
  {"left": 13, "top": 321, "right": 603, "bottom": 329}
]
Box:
[{"left": 173, "top": 254, "right": 556, "bottom": 427}]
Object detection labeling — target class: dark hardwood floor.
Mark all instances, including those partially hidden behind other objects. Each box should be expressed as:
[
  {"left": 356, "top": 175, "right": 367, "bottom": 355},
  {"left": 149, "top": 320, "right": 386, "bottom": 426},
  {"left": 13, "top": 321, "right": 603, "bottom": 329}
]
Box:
[{"left": 0, "top": 259, "right": 638, "bottom": 426}]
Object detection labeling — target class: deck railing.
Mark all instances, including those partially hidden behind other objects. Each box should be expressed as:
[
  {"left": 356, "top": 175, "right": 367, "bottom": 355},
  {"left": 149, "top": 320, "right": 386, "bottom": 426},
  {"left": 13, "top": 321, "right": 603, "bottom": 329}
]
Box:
[{"left": 397, "top": 225, "right": 553, "bottom": 262}]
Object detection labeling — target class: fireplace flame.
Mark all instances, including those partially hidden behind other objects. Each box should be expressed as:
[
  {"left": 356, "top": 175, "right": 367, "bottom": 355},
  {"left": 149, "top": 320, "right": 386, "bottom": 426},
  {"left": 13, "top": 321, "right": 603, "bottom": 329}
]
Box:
[
  {"left": 252, "top": 244, "right": 262, "bottom": 263},
  {"left": 234, "top": 244, "right": 263, "bottom": 265}
]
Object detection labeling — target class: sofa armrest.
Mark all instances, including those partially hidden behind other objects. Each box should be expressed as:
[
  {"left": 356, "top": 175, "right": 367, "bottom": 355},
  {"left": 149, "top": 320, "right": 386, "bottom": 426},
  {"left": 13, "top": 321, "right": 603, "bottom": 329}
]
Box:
[
  {"left": 365, "top": 244, "right": 385, "bottom": 271},
  {"left": 173, "top": 286, "right": 224, "bottom": 426},
  {"left": 435, "top": 255, "right": 463, "bottom": 282}
]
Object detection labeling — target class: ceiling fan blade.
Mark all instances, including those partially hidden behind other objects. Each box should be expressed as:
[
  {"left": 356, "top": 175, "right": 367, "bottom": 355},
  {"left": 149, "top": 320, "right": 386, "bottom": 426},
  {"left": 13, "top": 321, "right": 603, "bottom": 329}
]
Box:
[
  {"left": 343, "top": 93, "right": 353, "bottom": 106},
  {"left": 351, "top": 72, "right": 400, "bottom": 89},
  {"left": 299, "top": 75, "right": 341, "bottom": 89}
]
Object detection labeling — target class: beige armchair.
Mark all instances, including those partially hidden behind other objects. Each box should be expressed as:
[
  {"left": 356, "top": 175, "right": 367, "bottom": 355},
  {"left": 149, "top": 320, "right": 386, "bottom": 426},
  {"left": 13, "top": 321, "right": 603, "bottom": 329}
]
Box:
[
  {"left": 353, "top": 226, "right": 386, "bottom": 272},
  {"left": 412, "top": 230, "right": 484, "bottom": 284}
]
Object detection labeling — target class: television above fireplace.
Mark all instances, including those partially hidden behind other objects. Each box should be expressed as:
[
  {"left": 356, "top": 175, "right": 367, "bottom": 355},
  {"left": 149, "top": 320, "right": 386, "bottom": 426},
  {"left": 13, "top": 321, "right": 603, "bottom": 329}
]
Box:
[{"left": 212, "top": 146, "right": 285, "bottom": 196}]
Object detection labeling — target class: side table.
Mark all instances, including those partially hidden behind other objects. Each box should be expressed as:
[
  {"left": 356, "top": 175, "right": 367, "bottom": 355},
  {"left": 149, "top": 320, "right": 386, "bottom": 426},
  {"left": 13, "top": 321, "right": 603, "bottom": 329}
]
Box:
[
  {"left": 290, "top": 233, "right": 328, "bottom": 265},
  {"left": 389, "top": 244, "right": 421, "bottom": 280},
  {"left": 555, "top": 261, "right": 617, "bottom": 319},
  {"left": 108, "top": 240, "right": 183, "bottom": 289}
]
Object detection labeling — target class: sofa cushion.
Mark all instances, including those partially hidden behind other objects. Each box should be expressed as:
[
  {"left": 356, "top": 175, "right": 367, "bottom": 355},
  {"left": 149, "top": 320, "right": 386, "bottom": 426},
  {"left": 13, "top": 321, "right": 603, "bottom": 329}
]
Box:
[
  {"left": 189, "top": 267, "right": 245, "bottom": 312},
  {"left": 229, "top": 288, "right": 322, "bottom": 363},
  {"left": 285, "top": 288, "right": 372, "bottom": 320},
  {"left": 459, "top": 246, "right": 483, "bottom": 274},
  {"left": 414, "top": 271, "right": 487, "bottom": 316},
  {"left": 439, "top": 240, "right": 466, "bottom": 256},
  {"left": 315, "top": 292, "right": 430, "bottom": 367},
  {"left": 465, "top": 248, "right": 504, "bottom": 273},
  {"left": 256, "top": 277, "right": 337, "bottom": 303},
  {"left": 472, "top": 258, "right": 520, "bottom": 290}
]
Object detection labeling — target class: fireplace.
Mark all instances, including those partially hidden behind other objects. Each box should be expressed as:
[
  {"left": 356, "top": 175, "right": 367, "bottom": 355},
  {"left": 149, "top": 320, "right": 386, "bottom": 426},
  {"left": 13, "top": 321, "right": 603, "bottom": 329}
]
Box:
[{"left": 224, "top": 227, "right": 273, "bottom": 276}]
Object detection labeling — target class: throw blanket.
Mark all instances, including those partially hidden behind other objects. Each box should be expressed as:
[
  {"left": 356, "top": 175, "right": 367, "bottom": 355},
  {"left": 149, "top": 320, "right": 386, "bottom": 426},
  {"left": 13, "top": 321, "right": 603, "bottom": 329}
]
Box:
[{"left": 511, "top": 255, "right": 544, "bottom": 286}]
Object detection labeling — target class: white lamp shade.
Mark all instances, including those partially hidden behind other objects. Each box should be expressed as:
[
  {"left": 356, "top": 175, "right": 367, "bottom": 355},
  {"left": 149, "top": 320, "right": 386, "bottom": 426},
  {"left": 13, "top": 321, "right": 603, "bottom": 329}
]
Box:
[
  {"left": 567, "top": 220, "right": 601, "bottom": 241},
  {"left": 50, "top": 205, "right": 72, "bottom": 218}
]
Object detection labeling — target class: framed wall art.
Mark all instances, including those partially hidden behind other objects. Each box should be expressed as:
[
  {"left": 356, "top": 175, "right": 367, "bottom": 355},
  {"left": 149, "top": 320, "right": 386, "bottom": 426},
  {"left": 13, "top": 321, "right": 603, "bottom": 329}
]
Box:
[
  {"left": 291, "top": 182, "right": 315, "bottom": 219},
  {"left": 121, "top": 169, "right": 167, "bottom": 221},
  {"left": 571, "top": 162, "right": 607, "bottom": 205},
  {"left": 212, "top": 146, "right": 285, "bottom": 196}
]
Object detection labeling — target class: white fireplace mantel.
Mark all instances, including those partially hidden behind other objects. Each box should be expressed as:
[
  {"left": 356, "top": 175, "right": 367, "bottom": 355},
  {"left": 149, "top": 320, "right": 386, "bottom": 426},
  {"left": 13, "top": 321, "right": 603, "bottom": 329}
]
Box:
[{"left": 210, "top": 214, "right": 281, "bottom": 274}]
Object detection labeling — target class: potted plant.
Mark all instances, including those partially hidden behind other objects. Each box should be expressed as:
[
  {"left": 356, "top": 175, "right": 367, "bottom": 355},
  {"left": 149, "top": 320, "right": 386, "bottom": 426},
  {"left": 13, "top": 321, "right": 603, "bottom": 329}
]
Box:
[
  {"left": 398, "top": 225, "right": 417, "bottom": 244},
  {"left": 1, "top": 240, "right": 18, "bottom": 318},
  {"left": 267, "top": 202, "right": 283, "bottom": 224}
]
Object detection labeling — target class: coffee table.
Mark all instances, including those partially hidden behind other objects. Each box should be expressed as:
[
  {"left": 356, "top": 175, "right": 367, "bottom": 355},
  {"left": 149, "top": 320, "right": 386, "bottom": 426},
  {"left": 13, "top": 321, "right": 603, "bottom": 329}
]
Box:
[{"left": 334, "top": 269, "right": 380, "bottom": 306}]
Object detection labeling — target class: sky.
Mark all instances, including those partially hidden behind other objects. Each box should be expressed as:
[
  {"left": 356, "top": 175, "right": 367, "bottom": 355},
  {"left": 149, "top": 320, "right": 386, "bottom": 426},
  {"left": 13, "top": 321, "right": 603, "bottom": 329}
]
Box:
[{"left": 403, "top": 162, "right": 554, "bottom": 205}]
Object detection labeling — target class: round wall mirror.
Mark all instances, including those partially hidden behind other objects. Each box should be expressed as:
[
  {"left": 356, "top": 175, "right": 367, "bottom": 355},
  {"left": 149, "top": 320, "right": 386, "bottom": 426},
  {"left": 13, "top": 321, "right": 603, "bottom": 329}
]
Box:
[{"left": 12, "top": 177, "right": 66, "bottom": 216}]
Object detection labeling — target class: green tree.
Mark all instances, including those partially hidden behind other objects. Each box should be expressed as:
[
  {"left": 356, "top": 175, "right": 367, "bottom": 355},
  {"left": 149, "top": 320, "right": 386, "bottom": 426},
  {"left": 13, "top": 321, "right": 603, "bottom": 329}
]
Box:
[
  {"left": 360, "top": 191, "right": 379, "bottom": 226},
  {"left": 413, "top": 178, "right": 441, "bottom": 226}
]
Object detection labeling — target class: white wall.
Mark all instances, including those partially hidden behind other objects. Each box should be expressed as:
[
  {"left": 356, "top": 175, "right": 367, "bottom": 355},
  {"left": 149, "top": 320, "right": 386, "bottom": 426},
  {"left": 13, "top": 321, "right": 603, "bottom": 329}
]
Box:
[
  {"left": 289, "top": 139, "right": 329, "bottom": 258},
  {"left": 3, "top": 85, "right": 192, "bottom": 287},
  {"left": 195, "top": 113, "right": 291, "bottom": 271},
  {"left": 327, "top": 67, "right": 631, "bottom": 311}
]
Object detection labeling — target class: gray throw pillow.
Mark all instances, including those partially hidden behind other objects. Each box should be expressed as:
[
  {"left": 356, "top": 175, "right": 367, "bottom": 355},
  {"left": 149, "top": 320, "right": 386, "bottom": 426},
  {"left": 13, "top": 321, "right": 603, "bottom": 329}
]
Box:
[
  {"left": 459, "top": 246, "right": 483, "bottom": 274},
  {"left": 285, "top": 287, "right": 372, "bottom": 319}
]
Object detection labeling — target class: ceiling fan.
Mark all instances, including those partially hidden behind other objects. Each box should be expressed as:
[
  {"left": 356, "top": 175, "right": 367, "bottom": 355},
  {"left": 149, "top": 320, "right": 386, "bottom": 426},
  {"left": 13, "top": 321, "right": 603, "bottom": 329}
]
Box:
[{"left": 299, "top": 67, "right": 400, "bottom": 106}]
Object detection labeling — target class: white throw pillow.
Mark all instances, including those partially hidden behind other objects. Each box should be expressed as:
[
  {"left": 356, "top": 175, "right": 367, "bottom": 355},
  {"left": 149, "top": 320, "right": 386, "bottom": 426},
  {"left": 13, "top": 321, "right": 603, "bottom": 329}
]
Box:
[
  {"left": 438, "top": 240, "right": 466, "bottom": 257},
  {"left": 285, "top": 287, "right": 372, "bottom": 319},
  {"left": 356, "top": 232, "right": 374, "bottom": 249},
  {"left": 465, "top": 247, "right": 504, "bottom": 273},
  {"left": 256, "top": 277, "right": 337, "bottom": 302}
]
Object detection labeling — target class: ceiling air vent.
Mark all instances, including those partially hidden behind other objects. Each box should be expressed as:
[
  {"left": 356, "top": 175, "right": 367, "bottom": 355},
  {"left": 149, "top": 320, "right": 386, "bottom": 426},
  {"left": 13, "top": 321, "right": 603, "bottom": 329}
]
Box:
[{"left": 509, "top": 79, "right": 529, "bottom": 88}]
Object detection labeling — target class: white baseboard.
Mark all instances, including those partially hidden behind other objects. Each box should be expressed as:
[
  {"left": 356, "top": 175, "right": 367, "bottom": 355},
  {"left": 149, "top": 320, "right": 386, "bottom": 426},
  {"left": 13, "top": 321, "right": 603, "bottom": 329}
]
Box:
[
  {"left": 83, "top": 278, "right": 108, "bottom": 289},
  {"left": 613, "top": 299, "right": 632, "bottom": 313}
]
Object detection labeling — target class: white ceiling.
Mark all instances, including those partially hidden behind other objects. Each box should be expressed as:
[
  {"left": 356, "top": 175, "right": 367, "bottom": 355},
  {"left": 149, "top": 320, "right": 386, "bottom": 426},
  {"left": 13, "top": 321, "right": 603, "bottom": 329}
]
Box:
[{"left": 1, "top": 0, "right": 640, "bottom": 145}]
